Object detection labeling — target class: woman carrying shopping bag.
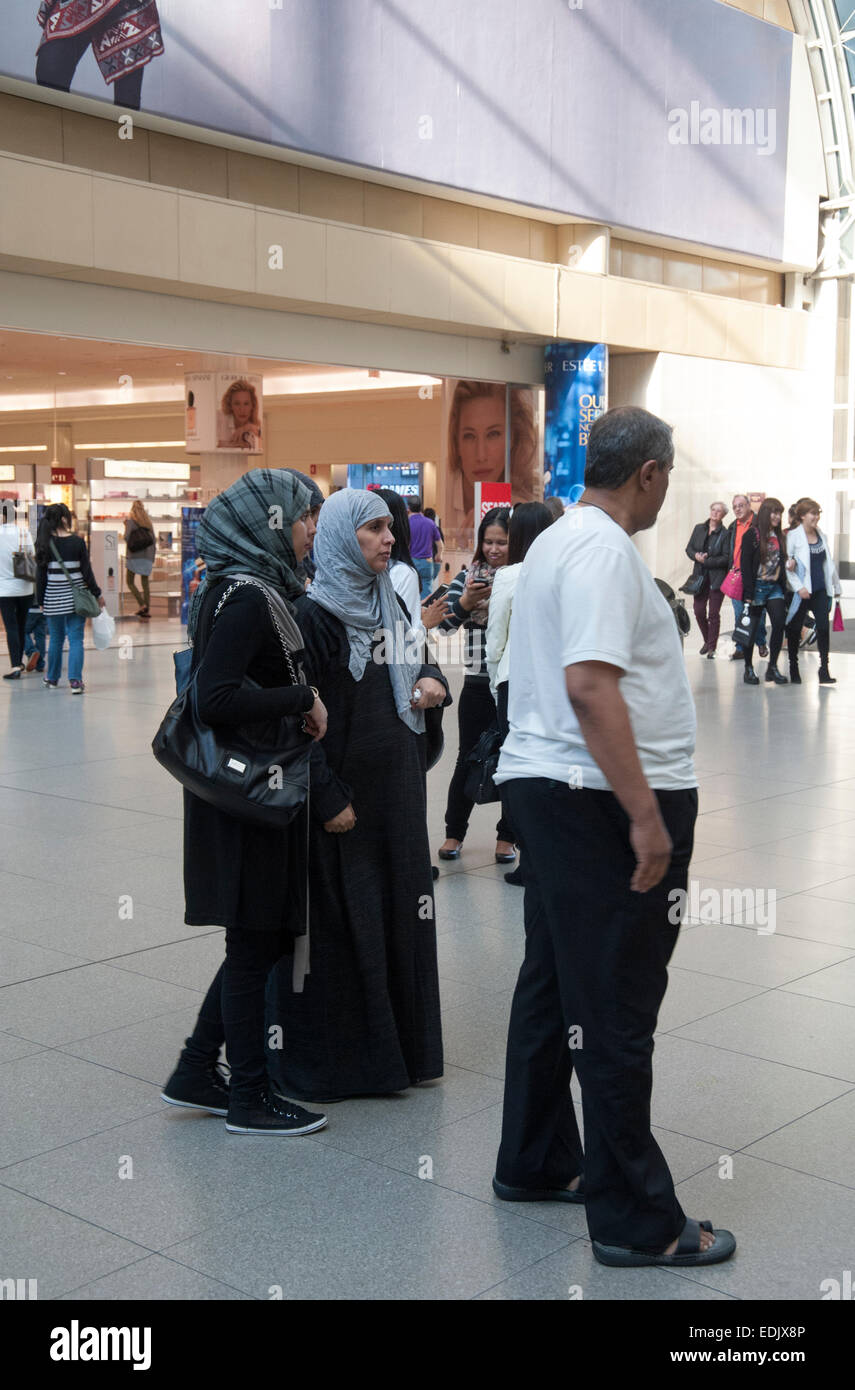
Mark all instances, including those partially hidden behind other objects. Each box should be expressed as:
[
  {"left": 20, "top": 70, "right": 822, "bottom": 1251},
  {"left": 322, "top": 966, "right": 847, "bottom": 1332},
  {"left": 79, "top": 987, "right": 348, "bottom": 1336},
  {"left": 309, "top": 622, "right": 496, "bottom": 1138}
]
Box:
[{"left": 35, "top": 504, "right": 104, "bottom": 693}]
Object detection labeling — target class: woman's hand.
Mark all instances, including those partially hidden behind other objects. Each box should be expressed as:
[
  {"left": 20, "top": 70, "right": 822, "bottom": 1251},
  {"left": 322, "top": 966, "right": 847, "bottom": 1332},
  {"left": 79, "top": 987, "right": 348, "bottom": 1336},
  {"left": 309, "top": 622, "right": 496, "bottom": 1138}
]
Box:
[
  {"left": 421, "top": 598, "right": 449, "bottom": 630},
  {"left": 324, "top": 804, "right": 356, "bottom": 833},
  {"left": 458, "top": 577, "right": 492, "bottom": 612},
  {"left": 97, "top": 596, "right": 106, "bottom": 610},
  {"left": 799, "top": 587, "right": 810, "bottom": 601},
  {"left": 410, "top": 677, "right": 446, "bottom": 710},
  {"left": 302, "top": 695, "right": 328, "bottom": 741},
  {"left": 694, "top": 551, "right": 707, "bottom": 562},
  {"left": 786, "top": 558, "right": 796, "bottom": 571}
]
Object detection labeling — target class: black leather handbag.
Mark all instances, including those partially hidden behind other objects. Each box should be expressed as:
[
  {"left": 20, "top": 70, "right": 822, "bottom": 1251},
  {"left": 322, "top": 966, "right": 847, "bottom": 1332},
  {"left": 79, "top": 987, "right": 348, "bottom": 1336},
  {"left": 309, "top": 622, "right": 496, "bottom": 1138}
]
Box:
[
  {"left": 463, "top": 726, "right": 503, "bottom": 805},
  {"left": 152, "top": 582, "right": 312, "bottom": 827}
]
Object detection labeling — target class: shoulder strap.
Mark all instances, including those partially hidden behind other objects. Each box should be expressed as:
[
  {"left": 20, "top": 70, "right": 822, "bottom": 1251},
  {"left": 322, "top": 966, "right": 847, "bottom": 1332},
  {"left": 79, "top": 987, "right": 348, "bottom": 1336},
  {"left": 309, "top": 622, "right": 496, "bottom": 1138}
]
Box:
[
  {"left": 49, "top": 538, "right": 77, "bottom": 585},
  {"left": 212, "top": 578, "right": 300, "bottom": 685}
]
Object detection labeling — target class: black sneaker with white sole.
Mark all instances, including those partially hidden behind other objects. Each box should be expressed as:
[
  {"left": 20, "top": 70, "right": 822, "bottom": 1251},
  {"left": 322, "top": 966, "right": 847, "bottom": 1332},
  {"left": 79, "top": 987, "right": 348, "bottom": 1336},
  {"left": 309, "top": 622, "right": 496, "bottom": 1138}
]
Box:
[
  {"left": 161, "top": 1061, "right": 230, "bottom": 1116},
  {"left": 226, "top": 1090, "right": 327, "bottom": 1136}
]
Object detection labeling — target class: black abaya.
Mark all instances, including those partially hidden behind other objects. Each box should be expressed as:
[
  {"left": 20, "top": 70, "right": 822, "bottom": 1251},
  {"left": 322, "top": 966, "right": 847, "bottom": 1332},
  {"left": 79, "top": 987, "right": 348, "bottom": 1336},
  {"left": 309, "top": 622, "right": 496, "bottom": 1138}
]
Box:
[{"left": 268, "top": 597, "right": 447, "bottom": 1099}]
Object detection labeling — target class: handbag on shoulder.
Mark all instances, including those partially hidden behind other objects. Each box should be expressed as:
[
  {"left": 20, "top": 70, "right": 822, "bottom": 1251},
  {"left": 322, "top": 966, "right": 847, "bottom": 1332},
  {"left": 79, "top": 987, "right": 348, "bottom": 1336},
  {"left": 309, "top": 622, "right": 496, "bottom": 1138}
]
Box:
[
  {"left": 720, "top": 567, "right": 743, "bottom": 601},
  {"left": 152, "top": 579, "right": 313, "bottom": 827},
  {"left": 679, "top": 572, "right": 705, "bottom": 596},
  {"left": 127, "top": 525, "right": 155, "bottom": 553},
  {"left": 12, "top": 528, "right": 37, "bottom": 582}
]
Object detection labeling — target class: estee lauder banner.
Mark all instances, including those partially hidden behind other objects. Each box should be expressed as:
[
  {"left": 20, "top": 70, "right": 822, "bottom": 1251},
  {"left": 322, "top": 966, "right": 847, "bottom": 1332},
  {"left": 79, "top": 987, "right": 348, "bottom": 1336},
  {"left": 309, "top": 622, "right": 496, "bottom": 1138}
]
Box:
[
  {"left": 185, "top": 373, "right": 263, "bottom": 454},
  {"left": 543, "top": 344, "right": 607, "bottom": 506}
]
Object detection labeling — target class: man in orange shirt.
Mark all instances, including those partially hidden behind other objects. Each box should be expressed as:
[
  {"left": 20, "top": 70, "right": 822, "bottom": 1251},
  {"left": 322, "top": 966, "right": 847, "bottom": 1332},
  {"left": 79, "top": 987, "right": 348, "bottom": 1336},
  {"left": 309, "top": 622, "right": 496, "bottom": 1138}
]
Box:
[{"left": 726, "top": 494, "right": 767, "bottom": 660}]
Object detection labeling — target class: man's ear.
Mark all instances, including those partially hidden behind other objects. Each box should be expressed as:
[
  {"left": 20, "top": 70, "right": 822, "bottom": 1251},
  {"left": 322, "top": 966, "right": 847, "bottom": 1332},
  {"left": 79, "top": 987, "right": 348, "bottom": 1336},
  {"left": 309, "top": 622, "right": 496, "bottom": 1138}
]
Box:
[{"left": 638, "top": 459, "right": 659, "bottom": 491}]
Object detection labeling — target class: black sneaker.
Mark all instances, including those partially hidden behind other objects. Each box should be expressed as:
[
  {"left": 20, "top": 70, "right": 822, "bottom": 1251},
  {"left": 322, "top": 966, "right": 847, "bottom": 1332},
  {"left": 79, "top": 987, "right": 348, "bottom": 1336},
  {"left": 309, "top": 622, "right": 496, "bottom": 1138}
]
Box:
[
  {"left": 226, "top": 1090, "right": 327, "bottom": 1136},
  {"left": 161, "top": 1061, "right": 230, "bottom": 1115}
]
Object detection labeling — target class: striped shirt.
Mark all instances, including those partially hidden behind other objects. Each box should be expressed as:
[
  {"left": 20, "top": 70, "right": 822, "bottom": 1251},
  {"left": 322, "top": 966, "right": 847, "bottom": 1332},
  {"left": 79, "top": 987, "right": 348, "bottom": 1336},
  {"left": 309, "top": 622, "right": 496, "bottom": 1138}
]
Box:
[
  {"left": 37, "top": 534, "right": 101, "bottom": 616},
  {"left": 438, "top": 566, "right": 492, "bottom": 679}
]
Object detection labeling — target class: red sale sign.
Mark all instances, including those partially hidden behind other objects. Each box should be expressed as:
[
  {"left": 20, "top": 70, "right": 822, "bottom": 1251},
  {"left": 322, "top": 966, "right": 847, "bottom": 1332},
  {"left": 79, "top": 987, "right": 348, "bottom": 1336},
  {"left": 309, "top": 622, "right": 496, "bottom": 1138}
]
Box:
[{"left": 474, "top": 481, "right": 512, "bottom": 521}]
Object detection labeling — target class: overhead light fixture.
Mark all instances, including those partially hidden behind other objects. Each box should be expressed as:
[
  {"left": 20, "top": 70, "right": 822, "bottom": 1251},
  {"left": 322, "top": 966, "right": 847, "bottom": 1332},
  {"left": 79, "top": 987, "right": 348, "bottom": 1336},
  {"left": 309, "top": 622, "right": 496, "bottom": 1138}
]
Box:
[
  {"left": 74, "top": 440, "right": 187, "bottom": 449},
  {"left": 0, "top": 445, "right": 49, "bottom": 453}
]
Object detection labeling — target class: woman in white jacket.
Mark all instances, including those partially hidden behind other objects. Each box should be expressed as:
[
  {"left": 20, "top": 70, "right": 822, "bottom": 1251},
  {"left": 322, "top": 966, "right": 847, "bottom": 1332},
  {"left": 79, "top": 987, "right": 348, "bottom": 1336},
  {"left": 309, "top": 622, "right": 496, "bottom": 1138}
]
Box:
[
  {"left": 486, "top": 502, "right": 555, "bottom": 883},
  {"left": 785, "top": 498, "right": 841, "bottom": 684},
  {"left": 0, "top": 501, "right": 36, "bottom": 681}
]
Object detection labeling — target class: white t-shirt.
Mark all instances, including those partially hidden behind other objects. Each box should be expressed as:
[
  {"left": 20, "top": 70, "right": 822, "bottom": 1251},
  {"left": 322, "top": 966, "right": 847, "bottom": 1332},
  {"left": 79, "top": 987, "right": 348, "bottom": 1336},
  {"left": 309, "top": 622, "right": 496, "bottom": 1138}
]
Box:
[
  {"left": 389, "top": 560, "right": 423, "bottom": 631},
  {"left": 496, "top": 506, "right": 697, "bottom": 792}
]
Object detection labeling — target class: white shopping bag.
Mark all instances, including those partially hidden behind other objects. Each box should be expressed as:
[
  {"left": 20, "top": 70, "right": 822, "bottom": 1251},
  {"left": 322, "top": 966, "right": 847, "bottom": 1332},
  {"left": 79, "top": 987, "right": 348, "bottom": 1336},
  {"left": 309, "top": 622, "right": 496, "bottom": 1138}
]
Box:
[{"left": 91, "top": 608, "right": 116, "bottom": 651}]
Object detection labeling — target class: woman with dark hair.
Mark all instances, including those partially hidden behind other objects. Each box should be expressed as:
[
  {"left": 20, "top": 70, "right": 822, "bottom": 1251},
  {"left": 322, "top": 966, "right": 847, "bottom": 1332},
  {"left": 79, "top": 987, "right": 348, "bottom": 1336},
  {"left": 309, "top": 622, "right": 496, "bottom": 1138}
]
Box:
[
  {"left": 684, "top": 502, "right": 729, "bottom": 657},
  {"left": 35, "top": 503, "right": 104, "bottom": 693},
  {"left": 437, "top": 507, "right": 515, "bottom": 863},
  {"left": 284, "top": 469, "right": 325, "bottom": 585},
  {"left": 738, "top": 497, "right": 789, "bottom": 686},
  {"left": 376, "top": 488, "right": 448, "bottom": 633},
  {"left": 161, "top": 469, "right": 343, "bottom": 1137},
  {"left": 487, "top": 502, "right": 555, "bottom": 884},
  {"left": 0, "top": 500, "right": 36, "bottom": 681},
  {"left": 268, "top": 488, "right": 450, "bottom": 1101},
  {"left": 36, "top": 1, "right": 163, "bottom": 110},
  {"left": 785, "top": 498, "right": 842, "bottom": 685}
]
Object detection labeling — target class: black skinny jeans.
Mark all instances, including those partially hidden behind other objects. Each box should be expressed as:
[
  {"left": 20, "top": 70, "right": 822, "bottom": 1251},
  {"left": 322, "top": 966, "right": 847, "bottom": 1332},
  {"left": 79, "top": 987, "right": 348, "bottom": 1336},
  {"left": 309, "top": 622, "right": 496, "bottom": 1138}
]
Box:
[
  {"left": 444, "top": 677, "right": 514, "bottom": 843},
  {"left": 0, "top": 594, "right": 31, "bottom": 668},
  {"left": 743, "top": 596, "right": 787, "bottom": 669},
  {"left": 787, "top": 589, "right": 830, "bottom": 669},
  {"left": 36, "top": 31, "right": 144, "bottom": 108},
  {"left": 181, "top": 929, "right": 291, "bottom": 1104}
]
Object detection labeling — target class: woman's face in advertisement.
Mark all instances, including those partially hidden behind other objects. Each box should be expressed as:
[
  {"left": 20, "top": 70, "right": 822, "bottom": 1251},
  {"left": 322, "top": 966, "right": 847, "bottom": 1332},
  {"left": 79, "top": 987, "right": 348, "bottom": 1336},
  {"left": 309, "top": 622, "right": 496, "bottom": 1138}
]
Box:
[
  {"left": 230, "top": 390, "right": 253, "bottom": 426},
  {"left": 457, "top": 397, "right": 506, "bottom": 487}
]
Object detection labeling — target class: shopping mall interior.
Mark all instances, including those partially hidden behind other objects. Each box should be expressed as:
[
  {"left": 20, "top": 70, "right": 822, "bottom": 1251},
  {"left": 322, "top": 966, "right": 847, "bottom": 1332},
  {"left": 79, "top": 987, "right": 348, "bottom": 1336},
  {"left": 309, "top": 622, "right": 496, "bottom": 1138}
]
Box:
[{"left": 1, "top": 0, "right": 854, "bottom": 1325}]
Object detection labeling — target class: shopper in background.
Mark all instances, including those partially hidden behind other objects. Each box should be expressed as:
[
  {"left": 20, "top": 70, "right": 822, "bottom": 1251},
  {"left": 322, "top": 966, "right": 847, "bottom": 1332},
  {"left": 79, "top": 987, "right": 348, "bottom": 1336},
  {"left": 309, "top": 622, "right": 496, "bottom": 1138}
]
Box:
[
  {"left": 161, "top": 469, "right": 337, "bottom": 1137},
  {"left": 493, "top": 406, "right": 734, "bottom": 1270},
  {"left": 23, "top": 596, "right": 46, "bottom": 674},
  {"left": 785, "top": 498, "right": 841, "bottom": 685},
  {"left": 407, "top": 497, "right": 444, "bottom": 599},
  {"left": 424, "top": 507, "right": 444, "bottom": 584},
  {"left": 438, "top": 506, "right": 516, "bottom": 864},
  {"left": 35, "top": 503, "right": 104, "bottom": 693},
  {"left": 726, "top": 494, "right": 767, "bottom": 660},
  {"left": 684, "top": 502, "right": 729, "bottom": 657},
  {"left": 377, "top": 488, "right": 450, "bottom": 634},
  {"left": 486, "top": 501, "right": 555, "bottom": 885},
  {"left": 124, "top": 500, "right": 156, "bottom": 619},
  {"left": 0, "top": 500, "right": 36, "bottom": 681},
  {"left": 544, "top": 496, "right": 566, "bottom": 523},
  {"left": 284, "top": 469, "right": 325, "bottom": 584},
  {"left": 738, "top": 498, "right": 789, "bottom": 686},
  {"left": 269, "top": 488, "right": 449, "bottom": 1101}
]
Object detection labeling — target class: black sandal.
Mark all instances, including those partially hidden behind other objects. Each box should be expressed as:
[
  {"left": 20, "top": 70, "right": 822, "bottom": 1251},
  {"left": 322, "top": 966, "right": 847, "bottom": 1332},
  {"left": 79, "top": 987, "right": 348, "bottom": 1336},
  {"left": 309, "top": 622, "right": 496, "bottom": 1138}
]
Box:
[{"left": 592, "top": 1217, "right": 736, "bottom": 1267}]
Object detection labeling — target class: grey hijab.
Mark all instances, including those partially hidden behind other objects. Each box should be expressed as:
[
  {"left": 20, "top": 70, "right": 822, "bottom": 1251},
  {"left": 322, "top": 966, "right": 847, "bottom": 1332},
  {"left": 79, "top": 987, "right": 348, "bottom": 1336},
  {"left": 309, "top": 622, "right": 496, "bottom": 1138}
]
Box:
[{"left": 307, "top": 489, "right": 425, "bottom": 734}]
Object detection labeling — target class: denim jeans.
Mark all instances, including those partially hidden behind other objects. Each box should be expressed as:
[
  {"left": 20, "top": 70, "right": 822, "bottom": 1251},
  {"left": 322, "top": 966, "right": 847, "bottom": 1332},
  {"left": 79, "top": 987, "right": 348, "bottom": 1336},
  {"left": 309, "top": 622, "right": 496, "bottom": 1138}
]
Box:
[
  {"left": 47, "top": 613, "right": 85, "bottom": 683},
  {"left": 414, "top": 557, "right": 434, "bottom": 600},
  {"left": 24, "top": 610, "right": 46, "bottom": 669}
]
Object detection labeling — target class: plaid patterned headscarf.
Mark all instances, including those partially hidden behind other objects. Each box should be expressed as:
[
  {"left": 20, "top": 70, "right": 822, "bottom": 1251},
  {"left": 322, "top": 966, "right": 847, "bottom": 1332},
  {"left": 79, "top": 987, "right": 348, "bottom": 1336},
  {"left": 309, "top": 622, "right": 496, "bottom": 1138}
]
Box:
[{"left": 187, "top": 469, "right": 311, "bottom": 640}]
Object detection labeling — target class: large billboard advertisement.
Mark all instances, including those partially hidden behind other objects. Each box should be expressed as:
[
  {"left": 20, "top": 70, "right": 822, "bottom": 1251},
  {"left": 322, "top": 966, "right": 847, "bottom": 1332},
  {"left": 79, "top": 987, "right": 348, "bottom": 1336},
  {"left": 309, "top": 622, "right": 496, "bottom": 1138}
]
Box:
[
  {"left": 1, "top": 1, "right": 793, "bottom": 260},
  {"left": 544, "top": 344, "right": 607, "bottom": 506}
]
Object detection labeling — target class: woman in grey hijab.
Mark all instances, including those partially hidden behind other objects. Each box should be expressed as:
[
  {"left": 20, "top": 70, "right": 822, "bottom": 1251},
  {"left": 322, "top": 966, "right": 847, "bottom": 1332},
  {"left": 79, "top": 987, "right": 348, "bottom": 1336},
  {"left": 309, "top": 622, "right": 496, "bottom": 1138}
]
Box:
[{"left": 268, "top": 488, "right": 450, "bottom": 1101}]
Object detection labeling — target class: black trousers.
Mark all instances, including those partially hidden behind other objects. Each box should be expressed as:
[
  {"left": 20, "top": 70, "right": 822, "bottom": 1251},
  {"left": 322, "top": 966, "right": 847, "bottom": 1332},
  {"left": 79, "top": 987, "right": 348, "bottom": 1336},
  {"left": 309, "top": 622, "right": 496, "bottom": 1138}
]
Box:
[
  {"left": 444, "top": 677, "right": 514, "bottom": 843},
  {"left": 496, "top": 779, "right": 697, "bottom": 1250},
  {"left": 786, "top": 589, "right": 830, "bottom": 668},
  {"left": 743, "top": 596, "right": 787, "bottom": 669},
  {"left": 0, "top": 594, "right": 32, "bottom": 669},
  {"left": 495, "top": 681, "right": 516, "bottom": 845},
  {"left": 36, "top": 31, "right": 144, "bottom": 108},
  {"left": 181, "top": 928, "right": 291, "bottom": 1104}
]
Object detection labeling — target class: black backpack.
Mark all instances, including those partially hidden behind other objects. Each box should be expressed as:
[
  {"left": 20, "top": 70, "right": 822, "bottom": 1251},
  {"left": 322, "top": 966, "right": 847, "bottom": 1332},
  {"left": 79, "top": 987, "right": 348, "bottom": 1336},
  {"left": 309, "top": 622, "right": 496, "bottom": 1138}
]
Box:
[{"left": 127, "top": 525, "right": 155, "bottom": 553}]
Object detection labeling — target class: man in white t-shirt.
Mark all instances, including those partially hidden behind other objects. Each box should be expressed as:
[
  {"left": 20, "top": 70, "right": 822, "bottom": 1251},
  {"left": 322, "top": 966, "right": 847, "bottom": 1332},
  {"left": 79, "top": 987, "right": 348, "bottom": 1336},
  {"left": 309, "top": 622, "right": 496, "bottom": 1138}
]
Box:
[{"left": 491, "top": 406, "right": 735, "bottom": 1270}]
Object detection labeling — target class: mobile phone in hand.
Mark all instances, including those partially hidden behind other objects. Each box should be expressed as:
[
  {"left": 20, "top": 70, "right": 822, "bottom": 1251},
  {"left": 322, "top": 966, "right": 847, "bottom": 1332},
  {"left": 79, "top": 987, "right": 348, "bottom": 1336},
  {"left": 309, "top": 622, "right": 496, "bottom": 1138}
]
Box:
[{"left": 425, "top": 583, "right": 449, "bottom": 604}]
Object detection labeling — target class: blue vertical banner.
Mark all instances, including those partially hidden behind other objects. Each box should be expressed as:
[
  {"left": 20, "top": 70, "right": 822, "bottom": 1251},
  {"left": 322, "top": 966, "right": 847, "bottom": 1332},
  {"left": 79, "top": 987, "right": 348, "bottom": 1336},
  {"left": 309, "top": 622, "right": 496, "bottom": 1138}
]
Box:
[
  {"left": 181, "top": 506, "right": 206, "bottom": 625},
  {"left": 543, "top": 344, "right": 608, "bottom": 504}
]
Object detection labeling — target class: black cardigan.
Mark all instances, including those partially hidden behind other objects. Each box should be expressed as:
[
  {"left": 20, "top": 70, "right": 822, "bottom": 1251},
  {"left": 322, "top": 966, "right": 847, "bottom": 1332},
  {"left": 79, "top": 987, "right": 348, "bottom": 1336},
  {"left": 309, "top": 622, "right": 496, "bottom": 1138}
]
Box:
[
  {"left": 182, "top": 581, "right": 351, "bottom": 932},
  {"left": 684, "top": 522, "right": 730, "bottom": 592},
  {"left": 739, "top": 526, "right": 783, "bottom": 603}
]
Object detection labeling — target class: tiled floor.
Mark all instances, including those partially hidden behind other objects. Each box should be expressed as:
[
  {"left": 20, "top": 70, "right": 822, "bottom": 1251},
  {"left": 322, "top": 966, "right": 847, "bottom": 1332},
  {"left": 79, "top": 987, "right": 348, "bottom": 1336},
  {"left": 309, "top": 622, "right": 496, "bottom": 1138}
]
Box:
[{"left": 1, "top": 621, "right": 854, "bottom": 1300}]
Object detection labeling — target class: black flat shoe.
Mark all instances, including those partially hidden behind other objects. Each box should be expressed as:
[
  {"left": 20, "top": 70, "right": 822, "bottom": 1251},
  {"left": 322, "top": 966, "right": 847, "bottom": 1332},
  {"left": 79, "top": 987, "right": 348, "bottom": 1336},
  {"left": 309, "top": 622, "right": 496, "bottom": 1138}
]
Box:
[
  {"left": 789, "top": 667, "right": 802, "bottom": 684},
  {"left": 495, "top": 851, "right": 517, "bottom": 864},
  {"left": 764, "top": 666, "right": 788, "bottom": 685},
  {"left": 819, "top": 669, "right": 837, "bottom": 684},
  {"left": 492, "top": 1175, "right": 585, "bottom": 1205},
  {"left": 504, "top": 867, "right": 524, "bottom": 886},
  {"left": 743, "top": 667, "right": 760, "bottom": 685},
  {"left": 431, "top": 865, "right": 440, "bottom": 881},
  {"left": 437, "top": 845, "right": 461, "bottom": 861}
]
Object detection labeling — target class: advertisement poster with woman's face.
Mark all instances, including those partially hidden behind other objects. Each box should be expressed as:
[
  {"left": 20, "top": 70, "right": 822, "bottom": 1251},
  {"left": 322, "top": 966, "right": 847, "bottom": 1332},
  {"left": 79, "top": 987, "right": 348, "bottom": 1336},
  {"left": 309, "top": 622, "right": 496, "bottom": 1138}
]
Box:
[
  {"left": 442, "top": 380, "right": 542, "bottom": 543},
  {"left": 217, "top": 377, "right": 263, "bottom": 452}
]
